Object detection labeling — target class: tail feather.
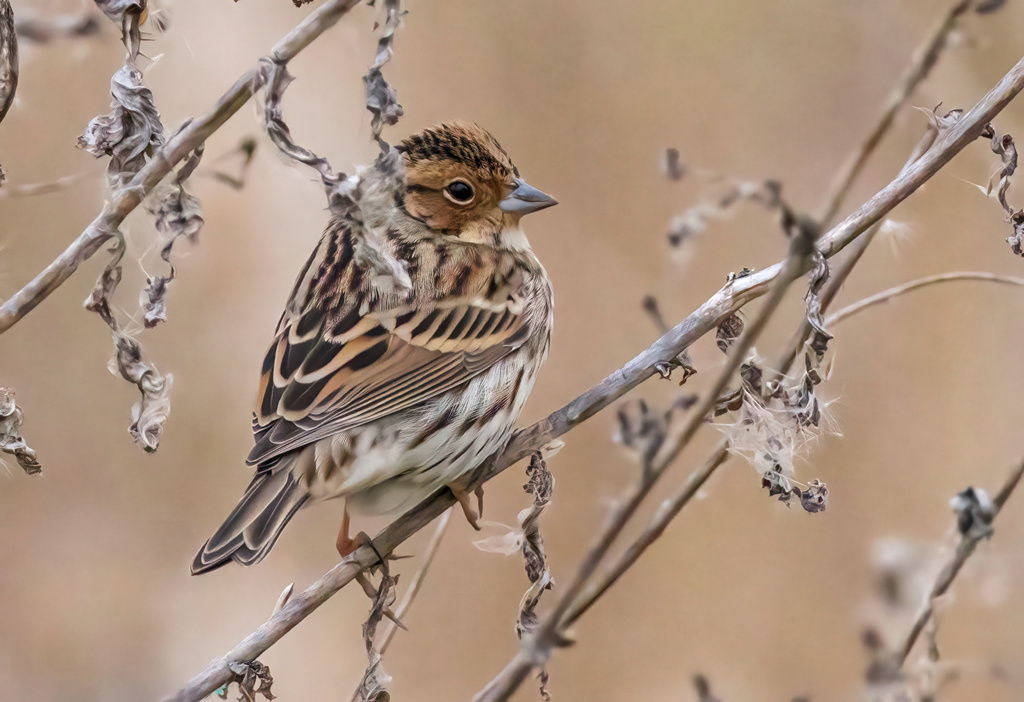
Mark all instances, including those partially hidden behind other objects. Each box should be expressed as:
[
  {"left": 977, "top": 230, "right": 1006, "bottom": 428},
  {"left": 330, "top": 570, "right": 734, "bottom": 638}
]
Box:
[{"left": 191, "top": 462, "right": 309, "bottom": 575}]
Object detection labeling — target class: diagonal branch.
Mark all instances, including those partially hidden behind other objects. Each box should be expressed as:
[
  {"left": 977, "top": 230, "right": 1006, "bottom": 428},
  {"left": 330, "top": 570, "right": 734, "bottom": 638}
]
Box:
[
  {"left": 826, "top": 271, "right": 1024, "bottom": 326},
  {"left": 0, "top": 0, "right": 363, "bottom": 335},
  {"left": 815, "top": 0, "right": 971, "bottom": 225},
  {"left": 162, "top": 51, "right": 1024, "bottom": 702},
  {"left": 896, "top": 459, "right": 1024, "bottom": 667},
  {"left": 474, "top": 217, "right": 821, "bottom": 702}
]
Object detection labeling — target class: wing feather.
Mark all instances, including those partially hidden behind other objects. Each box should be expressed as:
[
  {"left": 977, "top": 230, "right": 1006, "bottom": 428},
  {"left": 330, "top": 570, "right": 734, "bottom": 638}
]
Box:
[{"left": 247, "top": 227, "right": 531, "bottom": 467}]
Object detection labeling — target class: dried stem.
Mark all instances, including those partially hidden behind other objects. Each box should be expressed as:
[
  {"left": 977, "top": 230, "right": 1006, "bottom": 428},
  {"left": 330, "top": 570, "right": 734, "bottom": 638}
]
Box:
[
  {"left": 826, "top": 272, "right": 1024, "bottom": 326},
  {"left": 563, "top": 448, "right": 730, "bottom": 626},
  {"left": 0, "top": 0, "right": 363, "bottom": 335},
  {"left": 161, "top": 50, "right": 1024, "bottom": 702},
  {"left": 473, "top": 220, "right": 819, "bottom": 702},
  {"left": 896, "top": 459, "right": 1024, "bottom": 666},
  {"left": 815, "top": 0, "right": 971, "bottom": 225},
  {"left": 560, "top": 6, "right": 978, "bottom": 627},
  {"left": 377, "top": 508, "right": 452, "bottom": 656}
]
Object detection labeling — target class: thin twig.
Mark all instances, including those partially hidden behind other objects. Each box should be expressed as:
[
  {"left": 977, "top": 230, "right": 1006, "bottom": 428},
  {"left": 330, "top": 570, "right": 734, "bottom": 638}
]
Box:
[
  {"left": 346, "top": 507, "right": 451, "bottom": 702},
  {"left": 162, "top": 47, "right": 1024, "bottom": 702},
  {"left": 564, "top": 11, "right": 971, "bottom": 622},
  {"left": 896, "top": 459, "right": 1024, "bottom": 666},
  {"left": 169, "top": 51, "right": 1024, "bottom": 702},
  {"left": 0, "top": 0, "right": 363, "bottom": 334},
  {"left": 563, "top": 448, "right": 730, "bottom": 626},
  {"left": 816, "top": 0, "right": 971, "bottom": 226},
  {"left": 826, "top": 272, "right": 1024, "bottom": 326},
  {"left": 473, "top": 219, "right": 820, "bottom": 702},
  {"left": 378, "top": 507, "right": 452, "bottom": 655}
]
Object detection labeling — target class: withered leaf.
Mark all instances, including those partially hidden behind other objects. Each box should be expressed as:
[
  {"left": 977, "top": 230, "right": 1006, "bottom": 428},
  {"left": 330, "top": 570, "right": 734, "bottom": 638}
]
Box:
[
  {"left": 663, "top": 147, "right": 685, "bottom": 181},
  {"left": 222, "top": 660, "right": 275, "bottom": 702},
  {"left": 144, "top": 179, "right": 204, "bottom": 327},
  {"left": 1008, "top": 210, "right": 1024, "bottom": 257},
  {"left": 800, "top": 479, "right": 828, "bottom": 513},
  {"left": 84, "top": 241, "right": 173, "bottom": 452},
  {"left": 93, "top": 0, "right": 145, "bottom": 25},
  {"left": 984, "top": 127, "right": 1017, "bottom": 215},
  {"left": 716, "top": 313, "right": 744, "bottom": 353},
  {"left": 79, "top": 65, "right": 164, "bottom": 189},
  {"left": 614, "top": 398, "right": 668, "bottom": 464},
  {"left": 364, "top": 0, "right": 403, "bottom": 145},
  {"left": 803, "top": 251, "right": 833, "bottom": 359},
  {"left": 0, "top": 388, "right": 41, "bottom": 475},
  {"left": 356, "top": 572, "right": 398, "bottom": 702},
  {"left": 950, "top": 486, "right": 995, "bottom": 540}
]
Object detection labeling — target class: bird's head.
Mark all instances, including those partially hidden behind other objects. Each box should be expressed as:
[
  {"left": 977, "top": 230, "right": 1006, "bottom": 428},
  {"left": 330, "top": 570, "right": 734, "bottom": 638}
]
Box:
[{"left": 396, "top": 122, "right": 556, "bottom": 246}]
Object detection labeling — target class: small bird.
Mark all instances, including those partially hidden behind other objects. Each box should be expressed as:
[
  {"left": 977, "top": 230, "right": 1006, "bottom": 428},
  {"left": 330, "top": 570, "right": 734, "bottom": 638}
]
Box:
[{"left": 192, "top": 122, "right": 556, "bottom": 574}]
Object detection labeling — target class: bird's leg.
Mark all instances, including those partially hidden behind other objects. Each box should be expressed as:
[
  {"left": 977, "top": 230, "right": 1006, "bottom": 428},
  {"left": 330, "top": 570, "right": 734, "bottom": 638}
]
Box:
[
  {"left": 337, "top": 504, "right": 407, "bottom": 630},
  {"left": 450, "top": 481, "right": 482, "bottom": 530},
  {"left": 335, "top": 507, "right": 360, "bottom": 558}
]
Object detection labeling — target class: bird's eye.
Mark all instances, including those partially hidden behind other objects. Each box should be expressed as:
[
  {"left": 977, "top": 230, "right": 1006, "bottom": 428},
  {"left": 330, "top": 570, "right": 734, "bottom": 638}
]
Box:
[{"left": 444, "top": 180, "right": 475, "bottom": 204}]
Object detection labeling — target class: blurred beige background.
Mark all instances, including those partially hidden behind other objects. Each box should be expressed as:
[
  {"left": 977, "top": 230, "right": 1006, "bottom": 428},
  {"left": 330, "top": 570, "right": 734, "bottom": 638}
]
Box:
[{"left": 2, "top": 0, "right": 1024, "bottom": 700}]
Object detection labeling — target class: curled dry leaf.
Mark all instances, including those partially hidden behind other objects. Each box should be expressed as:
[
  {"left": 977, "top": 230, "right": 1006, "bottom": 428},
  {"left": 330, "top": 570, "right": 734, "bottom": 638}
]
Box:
[
  {"left": 144, "top": 173, "right": 205, "bottom": 327},
  {"left": 803, "top": 250, "right": 832, "bottom": 359},
  {"left": 356, "top": 572, "right": 398, "bottom": 702},
  {"left": 949, "top": 486, "right": 995, "bottom": 540},
  {"left": 1009, "top": 210, "right": 1024, "bottom": 257},
  {"left": 800, "top": 478, "right": 829, "bottom": 513},
  {"left": 516, "top": 453, "right": 555, "bottom": 702},
  {"left": 0, "top": 388, "right": 42, "bottom": 475},
  {"left": 219, "top": 660, "right": 275, "bottom": 702},
  {"left": 85, "top": 243, "right": 173, "bottom": 452},
  {"left": 113, "top": 334, "right": 173, "bottom": 452},
  {"left": 614, "top": 398, "right": 669, "bottom": 465},
  {"left": 662, "top": 147, "right": 685, "bottom": 181},
  {"left": 716, "top": 313, "right": 744, "bottom": 353},
  {"left": 79, "top": 65, "right": 164, "bottom": 188},
  {"left": 364, "top": 0, "right": 404, "bottom": 145},
  {"left": 93, "top": 0, "right": 145, "bottom": 26},
  {"left": 980, "top": 125, "right": 1018, "bottom": 215}
]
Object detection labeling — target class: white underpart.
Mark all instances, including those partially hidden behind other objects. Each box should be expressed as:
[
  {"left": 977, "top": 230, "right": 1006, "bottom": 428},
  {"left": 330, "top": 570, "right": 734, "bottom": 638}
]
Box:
[{"left": 299, "top": 352, "right": 542, "bottom": 515}]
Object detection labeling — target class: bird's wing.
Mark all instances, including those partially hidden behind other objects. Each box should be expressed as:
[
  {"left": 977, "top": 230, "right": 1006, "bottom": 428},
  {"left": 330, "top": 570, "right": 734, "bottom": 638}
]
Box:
[{"left": 247, "top": 231, "right": 528, "bottom": 467}]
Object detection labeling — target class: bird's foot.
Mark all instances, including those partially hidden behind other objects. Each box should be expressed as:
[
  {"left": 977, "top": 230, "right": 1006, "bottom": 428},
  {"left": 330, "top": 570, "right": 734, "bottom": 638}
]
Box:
[{"left": 450, "top": 481, "right": 484, "bottom": 530}]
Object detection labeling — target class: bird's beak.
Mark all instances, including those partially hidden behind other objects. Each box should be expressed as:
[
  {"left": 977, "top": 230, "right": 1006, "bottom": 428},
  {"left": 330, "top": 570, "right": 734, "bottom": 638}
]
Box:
[{"left": 499, "top": 178, "right": 558, "bottom": 216}]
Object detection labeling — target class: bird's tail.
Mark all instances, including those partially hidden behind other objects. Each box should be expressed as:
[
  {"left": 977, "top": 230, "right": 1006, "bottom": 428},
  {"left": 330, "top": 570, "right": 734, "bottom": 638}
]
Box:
[{"left": 191, "top": 459, "right": 309, "bottom": 575}]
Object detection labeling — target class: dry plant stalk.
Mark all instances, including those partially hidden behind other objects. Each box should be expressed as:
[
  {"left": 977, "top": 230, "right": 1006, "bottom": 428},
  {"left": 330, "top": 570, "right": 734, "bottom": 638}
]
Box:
[
  {"left": 896, "top": 461, "right": 1024, "bottom": 667},
  {"left": 163, "top": 41, "right": 1024, "bottom": 702},
  {"left": 2, "top": 0, "right": 1022, "bottom": 699}
]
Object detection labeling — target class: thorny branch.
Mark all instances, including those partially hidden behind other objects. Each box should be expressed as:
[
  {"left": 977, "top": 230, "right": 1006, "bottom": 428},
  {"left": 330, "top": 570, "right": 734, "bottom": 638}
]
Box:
[{"left": 163, "top": 39, "right": 1024, "bottom": 702}]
